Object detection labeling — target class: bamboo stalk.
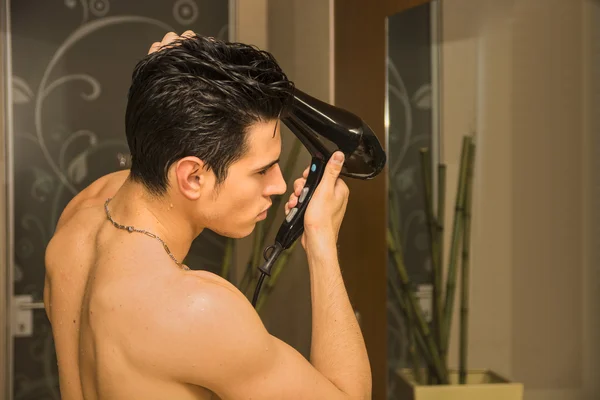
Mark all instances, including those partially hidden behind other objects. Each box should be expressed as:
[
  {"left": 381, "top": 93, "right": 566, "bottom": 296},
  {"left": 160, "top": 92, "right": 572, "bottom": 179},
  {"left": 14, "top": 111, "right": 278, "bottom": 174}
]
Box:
[
  {"left": 389, "top": 187, "right": 447, "bottom": 383},
  {"left": 388, "top": 188, "right": 422, "bottom": 362},
  {"left": 255, "top": 241, "right": 299, "bottom": 312},
  {"left": 418, "top": 149, "right": 441, "bottom": 386},
  {"left": 240, "top": 234, "right": 263, "bottom": 295},
  {"left": 419, "top": 150, "right": 435, "bottom": 246},
  {"left": 388, "top": 189, "right": 430, "bottom": 380},
  {"left": 387, "top": 229, "right": 448, "bottom": 383},
  {"left": 459, "top": 141, "right": 476, "bottom": 384},
  {"left": 241, "top": 221, "right": 266, "bottom": 295},
  {"left": 418, "top": 149, "right": 442, "bottom": 360},
  {"left": 436, "top": 163, "right": 446, "bottom": 342},
  {"left": 441, "top": 136, "right": 472, "bottom": 357},
  {"left": 251, "top": 222, "right": 265, "bottom": 270},
  {"left": 238, "top": 258, "right": 254, "bottom": 293},
  {"left": 388, "top": 278, "right": 425, "bottom": 384},
  {"left": 240, "top": 232, "right": 266, "bottom": 296},
  {"left": 269, "top": 245, "right": 298, "bottom": 285},
  {"left": 436, "top": 164, "right": 447, "bottom": 371},
  {"left": 220, "top": 238, "right": 234, "bottom": 280},
  {"left": 408, "top": 326, "right": 423, "bottom": 384}
]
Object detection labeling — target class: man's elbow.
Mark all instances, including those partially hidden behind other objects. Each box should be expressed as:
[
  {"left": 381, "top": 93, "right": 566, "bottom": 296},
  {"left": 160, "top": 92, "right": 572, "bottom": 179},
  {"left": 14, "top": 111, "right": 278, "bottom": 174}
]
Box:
[
  {"left": 356, "top": 379, "right": 372, "bottom": 400},
  {"left": 341, "top": 375, "right": 372, "bottom": 400}
]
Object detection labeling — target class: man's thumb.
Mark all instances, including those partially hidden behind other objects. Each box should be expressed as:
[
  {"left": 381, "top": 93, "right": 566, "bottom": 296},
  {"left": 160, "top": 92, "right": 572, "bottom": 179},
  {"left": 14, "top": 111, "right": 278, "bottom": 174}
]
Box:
[{"left": 323, "top": 151, "right": 344, "bottom": 182}]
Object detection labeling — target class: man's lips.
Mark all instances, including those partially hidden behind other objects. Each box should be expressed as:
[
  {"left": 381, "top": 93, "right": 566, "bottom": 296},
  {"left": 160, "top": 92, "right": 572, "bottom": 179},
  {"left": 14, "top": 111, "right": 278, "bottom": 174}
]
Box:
[{"left": 259, "top": 204, "right": 272, "bottom": 215}]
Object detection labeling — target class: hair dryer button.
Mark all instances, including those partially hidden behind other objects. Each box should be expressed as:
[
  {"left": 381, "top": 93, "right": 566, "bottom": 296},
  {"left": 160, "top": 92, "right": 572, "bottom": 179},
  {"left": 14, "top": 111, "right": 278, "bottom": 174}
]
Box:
[
  {"left": 286, "top": 207, "right": 298, "bottom": 223},
  {"left": 298, "top": 187, "right": 309, "bottom": 203}
]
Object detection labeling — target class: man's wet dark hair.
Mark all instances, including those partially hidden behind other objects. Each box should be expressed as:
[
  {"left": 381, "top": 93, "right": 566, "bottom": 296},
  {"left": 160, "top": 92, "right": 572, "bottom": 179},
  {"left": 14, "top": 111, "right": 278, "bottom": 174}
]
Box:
[{"left": 125, "top": 35, "right": 295, "bottom": 195}]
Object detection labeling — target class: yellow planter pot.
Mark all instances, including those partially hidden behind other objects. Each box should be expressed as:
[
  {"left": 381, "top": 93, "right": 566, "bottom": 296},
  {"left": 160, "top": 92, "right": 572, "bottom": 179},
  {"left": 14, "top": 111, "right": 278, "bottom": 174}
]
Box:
[{"left": 395, "top": 369, "right": 524, "bottom": 400}]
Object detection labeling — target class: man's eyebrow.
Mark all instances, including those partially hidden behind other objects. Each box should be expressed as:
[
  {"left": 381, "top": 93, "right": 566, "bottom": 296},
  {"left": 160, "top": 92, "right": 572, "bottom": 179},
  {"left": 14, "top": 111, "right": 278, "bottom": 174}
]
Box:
[{"left": 254, "top": 158, "right": 280, "bottom": 172}]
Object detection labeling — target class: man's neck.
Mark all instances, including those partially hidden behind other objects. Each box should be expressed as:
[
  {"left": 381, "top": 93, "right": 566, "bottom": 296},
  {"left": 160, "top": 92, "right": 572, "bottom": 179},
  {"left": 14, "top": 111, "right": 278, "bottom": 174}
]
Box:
[{"left": 107, "top": 179, "right": 200, "bottom": 265}]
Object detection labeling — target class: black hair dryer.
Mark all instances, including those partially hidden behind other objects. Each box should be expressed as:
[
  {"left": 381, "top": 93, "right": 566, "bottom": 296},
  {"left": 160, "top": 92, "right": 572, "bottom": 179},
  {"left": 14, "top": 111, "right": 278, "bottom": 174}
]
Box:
[{"left": 251, "top": 88, "right": 387, "bottom": 307}]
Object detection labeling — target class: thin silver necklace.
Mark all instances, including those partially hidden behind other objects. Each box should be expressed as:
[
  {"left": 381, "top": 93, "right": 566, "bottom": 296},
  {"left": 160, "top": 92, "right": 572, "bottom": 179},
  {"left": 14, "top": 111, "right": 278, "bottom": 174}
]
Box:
[{"left": 104, "top": 198, "right": 189, "bottom": 270}]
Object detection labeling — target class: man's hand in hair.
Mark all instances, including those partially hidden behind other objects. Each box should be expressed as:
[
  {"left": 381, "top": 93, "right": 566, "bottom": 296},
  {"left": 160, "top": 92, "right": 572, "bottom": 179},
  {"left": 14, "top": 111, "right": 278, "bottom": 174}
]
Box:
[{"left": 147, "top": 30, "right": 197, "bottom": 54}]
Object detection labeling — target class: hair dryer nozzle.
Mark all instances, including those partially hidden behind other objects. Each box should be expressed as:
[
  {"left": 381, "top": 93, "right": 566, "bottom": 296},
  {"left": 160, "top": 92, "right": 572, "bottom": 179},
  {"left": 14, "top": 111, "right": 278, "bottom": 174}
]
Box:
[{"left": 282, "top": 89, "right": 386, "bottom": 180}]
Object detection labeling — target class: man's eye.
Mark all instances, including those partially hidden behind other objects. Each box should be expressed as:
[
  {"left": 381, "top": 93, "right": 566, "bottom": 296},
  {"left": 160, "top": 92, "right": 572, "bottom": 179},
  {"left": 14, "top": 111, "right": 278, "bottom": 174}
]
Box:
[{"left": 258, "top": 162, "right": 279, "bottom": 176}]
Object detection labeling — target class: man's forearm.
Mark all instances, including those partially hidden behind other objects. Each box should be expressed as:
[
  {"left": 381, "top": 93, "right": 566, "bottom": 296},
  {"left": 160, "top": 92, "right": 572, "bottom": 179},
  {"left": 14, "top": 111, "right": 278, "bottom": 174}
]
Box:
[{"left": 307, "top": 245, "right": 372, "bottom": 398}]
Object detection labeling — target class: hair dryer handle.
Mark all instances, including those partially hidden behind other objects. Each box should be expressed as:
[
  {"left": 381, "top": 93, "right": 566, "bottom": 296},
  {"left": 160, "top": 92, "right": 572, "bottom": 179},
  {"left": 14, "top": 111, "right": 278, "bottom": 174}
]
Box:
[{"left": 274, "top": 157, "right": 326, "bottom": 250}]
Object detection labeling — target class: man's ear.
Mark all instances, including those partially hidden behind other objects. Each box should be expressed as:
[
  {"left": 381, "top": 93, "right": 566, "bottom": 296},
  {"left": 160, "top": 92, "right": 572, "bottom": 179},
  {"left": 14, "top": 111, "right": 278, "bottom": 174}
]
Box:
[{"left": 173, "top": 156, "right": 209, "bottom": 200}]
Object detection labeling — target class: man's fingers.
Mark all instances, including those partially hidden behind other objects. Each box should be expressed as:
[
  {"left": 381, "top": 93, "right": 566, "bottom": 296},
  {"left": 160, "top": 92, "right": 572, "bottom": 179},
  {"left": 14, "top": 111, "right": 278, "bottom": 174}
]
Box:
[
  {"left": 289, "top": 196, "right": 297, "bottom": 209},
  {"left": 149, "top": 31, "right": 196, "bottom": 55},
  {"left": 181, "top": 30, "right": 196, "bottom": 39},
  {"left": 160, "top": 31, "right": 180, "bottom": 48},
  {"left": 321, "top": 151, "right": 344, "bottom": 186},
  {"left": 148, "top": 42, "right": 162, "bottom": 55},
  {"left": 294, "top": 178, "right": 306, "bottom": 195},
  {"left": 285, "top": 196, "right": 298, "bottom": 215},
  {"left": 303, "top": 166, "right": 309, "bottom": 179}
]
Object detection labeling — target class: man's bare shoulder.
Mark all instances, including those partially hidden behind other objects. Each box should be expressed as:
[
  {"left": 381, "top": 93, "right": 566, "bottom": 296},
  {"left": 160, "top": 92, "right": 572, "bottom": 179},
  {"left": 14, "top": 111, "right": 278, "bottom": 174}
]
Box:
[
  {"left": 54, "top": 170, "right": 130, "bottom": 232},
  {"left": 166, "top": 269, "right": 261, "bottom": 333},
  {"left": 46, "top": 171, "right": 129, "bottom": 276},
  {"left": 184, "top": 269, "right": 246, "bottom": 297},
  {"left": 139, "top": 269, "right": 270, "bottom": 376}
]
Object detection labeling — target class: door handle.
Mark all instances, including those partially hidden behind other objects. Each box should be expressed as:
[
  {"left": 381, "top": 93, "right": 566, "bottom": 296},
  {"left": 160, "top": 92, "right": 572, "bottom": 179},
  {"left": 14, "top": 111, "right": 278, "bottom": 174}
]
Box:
[
  {"left": 18, "top": 301, "right": 45, "bottom": 310},
  {"left": 12, "top": 295, "right": 45, "bottom": 337}
]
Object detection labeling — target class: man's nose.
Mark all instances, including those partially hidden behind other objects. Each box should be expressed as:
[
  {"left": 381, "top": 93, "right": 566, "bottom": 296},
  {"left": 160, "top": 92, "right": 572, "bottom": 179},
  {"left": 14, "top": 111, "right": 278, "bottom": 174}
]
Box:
[{"left": 267, "top": 164, "right": 287, "bottom": 196}]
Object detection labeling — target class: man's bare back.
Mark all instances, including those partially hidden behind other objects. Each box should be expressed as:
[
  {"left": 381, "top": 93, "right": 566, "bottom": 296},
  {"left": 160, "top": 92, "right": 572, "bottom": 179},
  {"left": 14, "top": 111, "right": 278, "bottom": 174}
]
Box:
[{"left": 45, "top": 171, "right": 221, "bottom": 399}]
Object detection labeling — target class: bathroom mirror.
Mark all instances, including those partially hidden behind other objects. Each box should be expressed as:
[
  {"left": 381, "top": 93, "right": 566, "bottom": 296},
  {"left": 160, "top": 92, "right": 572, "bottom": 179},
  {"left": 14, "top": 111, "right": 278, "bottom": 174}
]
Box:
[
  {"left": 0, "top": 1, "right": 232, "bottom": 398},
  {"left": 385, "top": 0, "right": 442, "bottom": 393}
]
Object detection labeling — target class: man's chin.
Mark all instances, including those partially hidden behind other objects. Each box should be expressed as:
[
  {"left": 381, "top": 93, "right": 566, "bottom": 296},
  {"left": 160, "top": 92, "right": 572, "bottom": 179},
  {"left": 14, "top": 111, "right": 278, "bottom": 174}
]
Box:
[{"left": 213, "top": 222, "right": 258, "bottom": 240}]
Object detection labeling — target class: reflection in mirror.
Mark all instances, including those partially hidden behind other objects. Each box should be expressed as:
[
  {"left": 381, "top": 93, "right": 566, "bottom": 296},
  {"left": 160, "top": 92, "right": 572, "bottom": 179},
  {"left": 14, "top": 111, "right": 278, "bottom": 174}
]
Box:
[
  {"left": 4, "top": 1, "right": 230, "bottom": 398},
  {"left": 385, "top": 0, "right": 441, "bottom": 396}
]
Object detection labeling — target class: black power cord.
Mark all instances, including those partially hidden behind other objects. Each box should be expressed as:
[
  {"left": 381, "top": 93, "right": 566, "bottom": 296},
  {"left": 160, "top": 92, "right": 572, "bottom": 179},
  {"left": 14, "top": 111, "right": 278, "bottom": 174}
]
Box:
[{"left": 251, "top": 242, "right": 284, "bottom": 308}]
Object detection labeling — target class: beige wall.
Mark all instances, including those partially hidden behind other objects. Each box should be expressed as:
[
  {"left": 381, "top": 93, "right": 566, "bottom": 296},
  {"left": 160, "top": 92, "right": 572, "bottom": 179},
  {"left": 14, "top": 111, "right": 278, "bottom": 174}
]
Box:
[
  {"left": 232, "top": 0, "right": 268, "bottom": 49},
  {"left": 232, "top": 0, "right": 332, "bottom": 357},
  {"left": 441, "top": 1, "right": 599, "bottom": 399}
]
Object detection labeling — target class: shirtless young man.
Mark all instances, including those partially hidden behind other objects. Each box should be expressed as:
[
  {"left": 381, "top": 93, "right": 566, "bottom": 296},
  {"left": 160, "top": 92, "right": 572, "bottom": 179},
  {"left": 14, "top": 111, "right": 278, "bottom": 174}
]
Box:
[{"left": 44, "top": 31, "right": 371, "bottom": 399}]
